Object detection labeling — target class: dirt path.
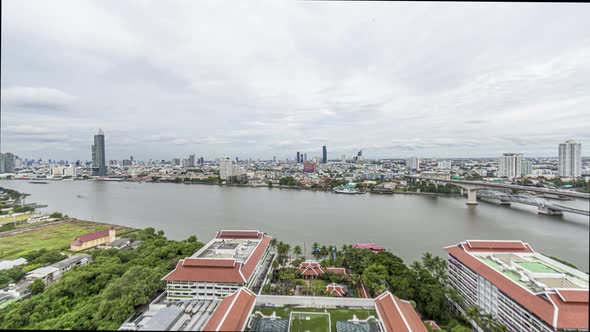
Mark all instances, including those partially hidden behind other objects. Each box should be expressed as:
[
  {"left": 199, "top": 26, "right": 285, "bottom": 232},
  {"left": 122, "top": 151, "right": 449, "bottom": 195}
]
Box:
[{"left": 0, "top": 220, "right": 65, "bottom": 237}]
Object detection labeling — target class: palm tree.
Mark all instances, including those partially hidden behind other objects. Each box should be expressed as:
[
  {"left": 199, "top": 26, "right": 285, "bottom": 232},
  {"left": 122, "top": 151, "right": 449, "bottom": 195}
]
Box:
[
  {"left": 293, "top": 245, "right": 302, "bottom": 257},
  {"left": 320, "top": 245, "right": 328, "bottom": 258}
]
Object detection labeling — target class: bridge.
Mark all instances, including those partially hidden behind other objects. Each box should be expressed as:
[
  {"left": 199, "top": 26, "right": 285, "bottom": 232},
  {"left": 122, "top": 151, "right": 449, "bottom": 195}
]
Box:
[
  {"left": 404, "top": 175, "right": 590, "bottom": 215},
  {"left": 477, "top": 190, "right": 590, "bottom": 216}
]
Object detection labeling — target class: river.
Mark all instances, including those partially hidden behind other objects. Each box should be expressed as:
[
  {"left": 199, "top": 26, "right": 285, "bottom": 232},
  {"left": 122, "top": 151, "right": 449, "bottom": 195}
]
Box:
[{"left": 1, "top": 180, "right": 588, "bottom": 271}]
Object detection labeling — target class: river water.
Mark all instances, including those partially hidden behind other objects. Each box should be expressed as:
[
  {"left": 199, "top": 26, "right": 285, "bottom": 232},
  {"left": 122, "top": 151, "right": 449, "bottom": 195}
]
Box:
[{"left": 1, "top": 180, "right": 588, "bottom": 271}]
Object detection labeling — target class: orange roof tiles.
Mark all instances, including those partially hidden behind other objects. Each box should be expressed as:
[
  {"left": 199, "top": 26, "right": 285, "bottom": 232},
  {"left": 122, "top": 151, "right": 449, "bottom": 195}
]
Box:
[
  {"left": 216, "top": 230, "right": 262, "bottom": 239},
  {"left": 202, "top": 288, "right": 256, "bottom": 331},
  {"left": 374, "top": 291, "right": 427, "bottom": 332},
  {"left": 445, "top": 243, "right": 589, "bottom": 330},
  {"left": 182, "top": 258, "right": 236, "bottom": 267},
  {"left": 463, "top": 240, "right": 533, "bottom": 253},
  {"left": 298, "top": 261, "right": 325, "bottom": 276}
]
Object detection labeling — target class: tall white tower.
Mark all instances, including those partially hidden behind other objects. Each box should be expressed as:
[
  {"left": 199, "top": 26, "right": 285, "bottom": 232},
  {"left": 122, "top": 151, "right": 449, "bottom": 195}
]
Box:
[{"left": 559, "top": 140, "right": 582, "bottom": 178}]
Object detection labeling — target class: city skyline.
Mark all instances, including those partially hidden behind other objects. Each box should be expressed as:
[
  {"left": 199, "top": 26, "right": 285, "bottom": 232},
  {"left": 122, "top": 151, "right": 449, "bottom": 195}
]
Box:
[{"left": 1, "top": 2, "right": 590, "bottom": 160}]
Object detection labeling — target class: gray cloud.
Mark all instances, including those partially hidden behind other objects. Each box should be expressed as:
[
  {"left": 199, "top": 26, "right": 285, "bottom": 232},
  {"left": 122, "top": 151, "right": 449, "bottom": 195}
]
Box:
[{"left": 1, "top": 1, "right": 589, "bottom": 160}]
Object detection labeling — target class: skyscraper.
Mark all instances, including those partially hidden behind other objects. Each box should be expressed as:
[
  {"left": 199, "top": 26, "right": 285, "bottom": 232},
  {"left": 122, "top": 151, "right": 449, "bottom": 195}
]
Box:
[
  {"left": 497, "top": 153, "right": 523, "bottom": 178},
  {"left": 406, "top": 157, "right": 420, "bottom": 172},
  {"left": 91, "top": 129, "right": 107, "bottom": 176},
  {"left": 322, "top": 145, "right": 327, "bottom": 163},
  {"left": 0, "top": 152, "right": 17, "bottom": 174},
  {"left": 189, "top": 154, "right": 195, "bottom": 167},
  {"left": 296, "top": 152, "right": 301, "bottom": 163},
  {"left": 559, "top": 140, "right": 582, "bottom": 178}
]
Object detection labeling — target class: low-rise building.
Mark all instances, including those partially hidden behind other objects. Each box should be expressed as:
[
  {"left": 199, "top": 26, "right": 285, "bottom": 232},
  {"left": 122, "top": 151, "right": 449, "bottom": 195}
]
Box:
[
  {"left": 162, "top": 230, "right": 273, "bottom": 301},
  {"left": 26, "top": 254, "right": 92, "bottom": 286},
  {"left": 445, "top": 240, "right": 588, "bottom": 332},
  {"left": 70, "top": 226, "right": 116, "bottom": 251}
]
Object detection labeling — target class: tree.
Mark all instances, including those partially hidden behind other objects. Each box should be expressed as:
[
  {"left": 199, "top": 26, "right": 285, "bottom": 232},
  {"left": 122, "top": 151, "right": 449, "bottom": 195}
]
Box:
[
  {"left": 293, "top": 245, "right": 302, "bottom": 257},
  {"left": 361, "top": 264, "right": 389, "bottom": 296},
  {"left": 28, "top": 279, "right": 45, "bottom": 295},
  {"left": 49, "top": 212, "right": 63, "bottom": 219}
]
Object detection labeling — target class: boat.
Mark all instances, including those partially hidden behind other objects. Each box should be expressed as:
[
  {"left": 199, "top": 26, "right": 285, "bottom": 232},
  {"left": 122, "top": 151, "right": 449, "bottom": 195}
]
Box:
[
  {"left": 333, "top": 183, "right": 362, "bottom": 194},
  {"left": 28, "top": 181, "right": 48, "bottom": 184}
]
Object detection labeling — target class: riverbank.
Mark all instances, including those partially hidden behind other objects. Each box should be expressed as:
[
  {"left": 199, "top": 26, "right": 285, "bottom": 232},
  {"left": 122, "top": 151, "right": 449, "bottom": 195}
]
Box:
[{"left": 0, "top": 218, "right": 136, "bottom": 260}]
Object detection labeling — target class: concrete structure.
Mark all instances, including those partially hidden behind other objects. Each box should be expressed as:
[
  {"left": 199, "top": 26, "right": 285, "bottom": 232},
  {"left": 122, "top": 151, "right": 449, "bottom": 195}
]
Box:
[
  {"left": 201, "top": 287, "right": 257, "bottom": 331},
  {"left": 406, "top": 157, "right": 420, "bottom": 172},
  {"left": 70, "top": 226, "right": 116, "bottom": 251},
  {"left": 92, "top": 129, "right": 107, "bottom": 176},
  {"left": 0, "top": 152, "right": 17, "bottom": 174},
  {"left": 522, "top": 160, "right": 533, "bottom": 177},
  {"left": 0, "top": 258, "right": 27, "bottom": 271},
  {"left": 437, "top": 161, "right": 452, "bottom": 170},
  {"left": 559, "top": 140, "right": 582, "bottom": 178},
  {"left": 322, "top": 145, "right": 327, "bottom": 164},
  {"left": 219, "top": 157, "right": 245, "bottom": 180},
  {"left": 162, "top": 230, "right": 273, "bottom": 301},
  {"left": 26, "top": 254, "right": 92, "bottom": 286},
  {"left": 498, "top": 153, "right": 523, "bottom": 178},
  {"left": 51, "top": 166, "right": 76, "bottom": 177},
  {"left": 445, "top": 240, "right": 588, "bottom": 332}
]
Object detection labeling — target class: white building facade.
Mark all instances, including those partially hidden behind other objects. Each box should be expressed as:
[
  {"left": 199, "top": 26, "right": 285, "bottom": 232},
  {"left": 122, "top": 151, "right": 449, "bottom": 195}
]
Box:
[
  {"left": 498, "top": 153, "right": 523, "bottom": 178},
  {"left": 558, "top": 140, "right": 582, "bottom": 178}
]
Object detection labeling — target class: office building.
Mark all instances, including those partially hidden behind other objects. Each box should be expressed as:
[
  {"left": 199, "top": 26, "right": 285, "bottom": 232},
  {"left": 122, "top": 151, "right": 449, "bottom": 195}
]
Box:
[
  {"left": 445, "top": 240, "right": 588, "bottom": 332},
  {"left": 0, "top": 152, "right": 17, "bottom": 174},
  {"left": 162, "top": 230, "right": 273, "bottom": 300},
  {"left": 522, "top": 160, "right": 533, "bottom": 177},
  {"left": 189, "top": 154, "right": 196, "bottom": 167},
  {"left": 406, "top": 157, "right": 420, "bottom": 172},
  {"left": 322, "top": 145, "right": 327, "bottom": 163},
  {"left": 559, "top": 140, "right": 582, "bottom": 178},
  {"left": 272, "top": 156, "right": 276, "bottom": 163},
  {"left": 498, "top": 153, "right": 523, "bottom": 178},
  {"left": 341, "top": 154, "right": 346, "bottom": 163},
  {"left": 219, "top": 157, "right": 245, "bottom": 180},
  {"left": 91, "top": 129, "right": 107, "bottom": 176},
  {"left": 303, "top": 153, "right": 307, "bottom": 162}
]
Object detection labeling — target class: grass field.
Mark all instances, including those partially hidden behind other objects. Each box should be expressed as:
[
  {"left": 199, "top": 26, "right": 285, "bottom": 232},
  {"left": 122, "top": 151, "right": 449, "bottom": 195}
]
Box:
[
  {"left": 0, "top": 219, "right": 135, "bottom": 260},
  {"left": 0, "top": 213, "right": 34, "bottom": 224},
  {"left": 290, "top": 312, "right": 331, "bottom": 332},
  {"left": 256, "top": 307, "right": 378, "bottom": 332}
]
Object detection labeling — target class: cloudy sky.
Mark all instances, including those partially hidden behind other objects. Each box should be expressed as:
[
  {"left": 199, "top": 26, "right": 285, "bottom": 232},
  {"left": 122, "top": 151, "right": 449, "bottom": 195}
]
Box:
[{"left": 1, "top": 1, "right": 589, "bottom": 161}]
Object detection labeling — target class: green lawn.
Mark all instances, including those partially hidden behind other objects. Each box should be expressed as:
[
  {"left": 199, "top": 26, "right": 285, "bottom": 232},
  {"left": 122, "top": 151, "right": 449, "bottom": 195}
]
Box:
[
  {"left": 0, "top": 219, "right": 134, "bottom": 260},
  {"left": 0, "top": 213, "right": 34, "bottom": 224},
  {"left": 255, "top": 307, "right": 378, "bottom": 332},
  {"left": 290, "top": 312, "right": 331, "bottom": 332}
]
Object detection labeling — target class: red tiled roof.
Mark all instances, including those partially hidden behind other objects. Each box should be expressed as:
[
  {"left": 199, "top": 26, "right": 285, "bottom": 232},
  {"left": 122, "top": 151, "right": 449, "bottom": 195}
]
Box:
[
  {"left": 162, "top": 233, "right": 272, "bottom": 284},
  {"left": 298, "top": 261, "right": 325, "bottom": 276},
  {"left": 202, "top": 288, "right": 256, "bottom": 331},
  {"left": 216, "top": 230, "right": 262, "bottom": 239},
  {"left": 374, "top": 291, "right": 427, "bottom": 332},
  {"left": 326, "top": 267, "right": 348, "bottom": 275},
  {"left": 326, "top": 283, "right": 347, "bottom": 297},
  {"left": 445, "top": 244, "right": 589, "bottom": 330},
  {"left": 555, "top": 289, "right": 589, "bottom": 303},
  {"left": 182, "top": 258, "right": 236, "bottom": 267},
  {"left": 70, "top": 228, "right": 112, "bottom": 245},
  {"left": 463, "top": 240, "right": 533, "bottom": 253},
  {"left": 547, "top": 293, "right": 589, "bottom": 329},
  {"left": 162, "top": 259, "right": 246, "bottom": 283}
]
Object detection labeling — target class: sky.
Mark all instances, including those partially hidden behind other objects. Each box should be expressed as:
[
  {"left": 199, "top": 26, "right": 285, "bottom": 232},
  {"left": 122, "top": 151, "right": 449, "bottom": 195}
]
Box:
[{"left": 1, "top": 1, "right": 589, "bottom": 161}]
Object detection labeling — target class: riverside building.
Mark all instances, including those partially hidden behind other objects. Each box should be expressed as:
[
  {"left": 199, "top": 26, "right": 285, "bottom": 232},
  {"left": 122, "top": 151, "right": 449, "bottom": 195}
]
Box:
[
  {"left": 444, "top": 240, "right": 588, "bottom": 332},
  {"left": 162, "top": 230, "right": 273, "bottom": 301}
]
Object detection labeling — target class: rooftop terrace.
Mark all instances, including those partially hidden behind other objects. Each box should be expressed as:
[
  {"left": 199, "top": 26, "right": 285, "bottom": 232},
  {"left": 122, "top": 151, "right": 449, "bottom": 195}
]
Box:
[
  {"left": 191, "top": 238, "right": 260, "bottom": 263},
  {"left": 474, "top": 252, "right": 589, "bottom": 294}
]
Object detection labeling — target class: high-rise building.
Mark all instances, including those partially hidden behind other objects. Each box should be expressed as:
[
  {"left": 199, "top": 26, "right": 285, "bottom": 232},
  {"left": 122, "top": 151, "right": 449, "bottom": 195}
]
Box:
[
  {"left": 406, "top": 157, "right": 420, "bottom": 172},
  {"left": 322, "top": 145, "right": 327, "bottom": 163},
  {"left": 303, "top": 153, "right": 307, "bottom": 162},
  {"left": 91, "top": 129, "right": 107, "bottom": 176},
  {"left": 189, "top": 154, "right": 196, "bottom": 167},
  {"left": 445, "top": 240, "right": 588, "bottom": 332},
  {"left": 172, "top": 158, "right": 181, "bottom": 166},
  {"left": 559, "top": 140, "right": 582, "bottom": 178},
  {"left": 438, "top": 161, "right": 452, "bottom": 169},
  {"left": 296, "top": 152, "right": 301, "bottom": 163},
  {"left": 498, "top": 153, "right": 523, "bottom": 178},
  {"left": 219, "top": 157, "right": 245, "bottom": 180},
  {"left": 272, "top": 156, "right": 276, "bottom": 163},
  {"left": 0, "top": 152, "right": 17, "bottom": 174},
  {"left": 521, "top": 160, "right": 533, "bottom": 177}
]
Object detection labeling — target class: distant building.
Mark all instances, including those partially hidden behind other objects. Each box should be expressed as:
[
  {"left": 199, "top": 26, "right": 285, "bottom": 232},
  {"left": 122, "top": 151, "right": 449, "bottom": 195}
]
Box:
[
  {"left": 162, "top": 230, "right": 273, "bottom": 301},
  {"left": 51, "top": 166, "right": 76, "bottom": 177},
  {"left": 91, "top": 129, "right": 107, "bottom": 176},
  {"left": 303, "top": 161, "right": 316, "bottom": 173},
  {"left": 0, "top": 258, "right": 27, "bottom": 271},
  {"left": 498, "top": 153, "right": 523, "bottom": 178},
  {"left": 70, "top": 226, "right": 116, "bottom": 251},
  {"left": 406, "top": 157, "right": 420, "bottom": 172},
  {"left": 188, "top": 154, "right": 195, "bottom": 167},
  {"left": 322, "top": 145, "right": 327, "bottom": 163},
  {"left": 219, "top": 157, "right": 245, "bottom": 180},
  {"left": 445, "top": 240, "right": 589, "bottom": 332},
  {"left": 437, "top": 161, "right": 452, "bottom": 169},
  {"left": 559, "top": 140, "right": 582, "bottom": 178},
  {"left": 26, "top": 254, "right": 92, "bottom": 286},
  {"left": 354, "top": 243, "right": 385, "bottom": 253},
  {"left": 0, "top": 152, "right": 17, "bottom": 174},
  {"left": 296, "top": 152, "right": 301, "bottom": 163},
  {"left": 521, "top": 160, "right": 533, "bottom": 177}
]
